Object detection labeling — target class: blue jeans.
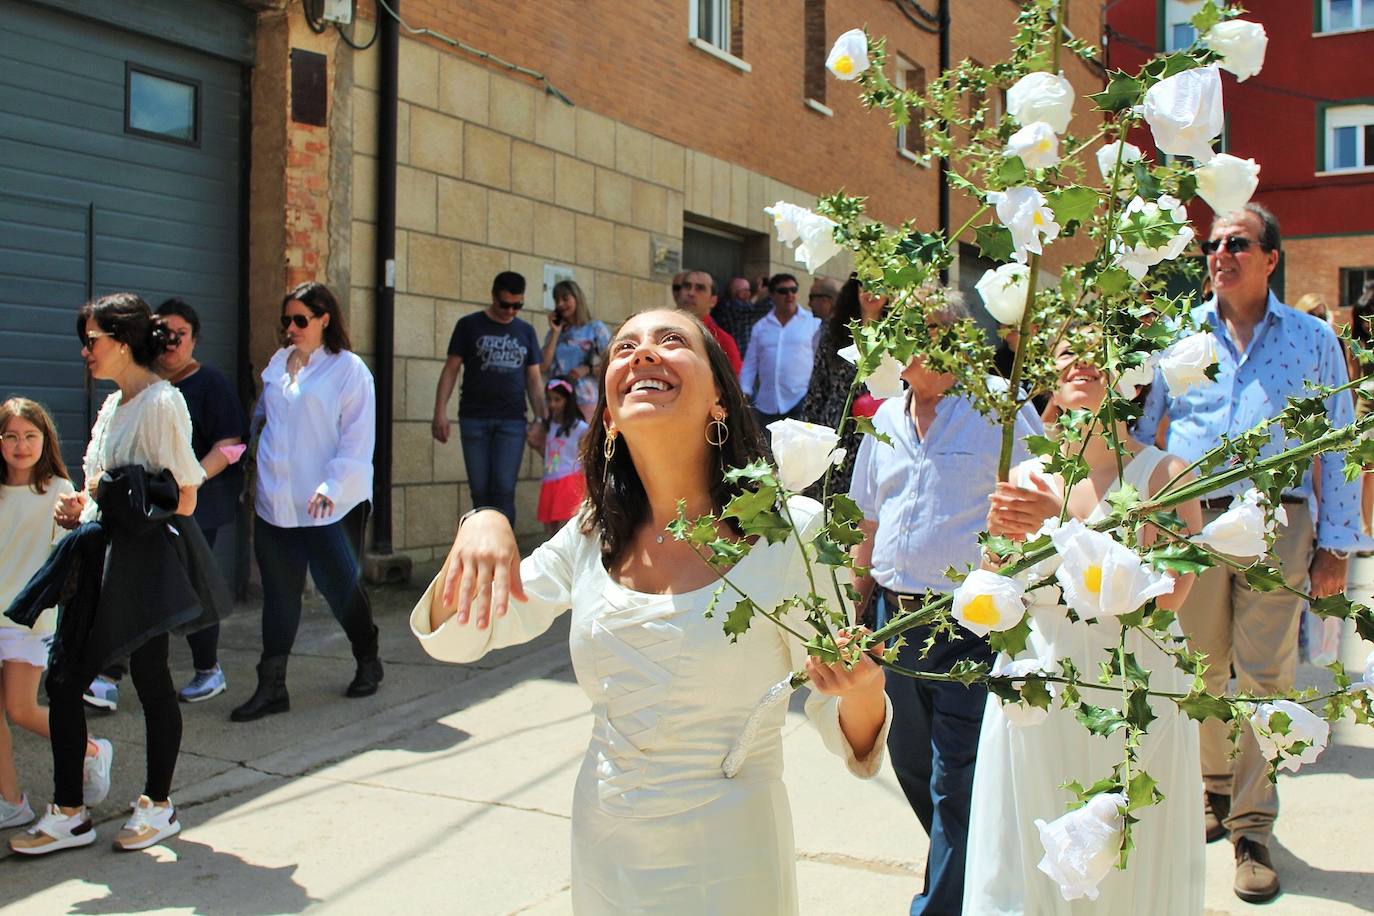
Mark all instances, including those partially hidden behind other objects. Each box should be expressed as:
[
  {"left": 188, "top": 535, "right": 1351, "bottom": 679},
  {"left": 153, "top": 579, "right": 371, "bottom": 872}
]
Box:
[
  {"left": 877, "top": 591, "right": 991, "bottom": 916},
  {"left": 459, "top": 416, "right": 528, "bottom": 524}
]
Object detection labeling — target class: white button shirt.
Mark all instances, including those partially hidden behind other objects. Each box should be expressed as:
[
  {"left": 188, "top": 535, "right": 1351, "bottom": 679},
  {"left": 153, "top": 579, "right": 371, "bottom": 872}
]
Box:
[
  {"left": 254, "top": 346, "right": 376, "bottom": 528},
  {"left": 740, "top": 308, "right": 821, "bottom": 415}
]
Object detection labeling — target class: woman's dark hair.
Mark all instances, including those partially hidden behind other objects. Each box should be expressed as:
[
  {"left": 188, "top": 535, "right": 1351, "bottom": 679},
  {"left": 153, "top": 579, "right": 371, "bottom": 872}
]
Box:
[
  {"left": 76, "top": 292, "right": 175, "bottom": 368},
  {"left": 155, "top": 297, "right": 201, "bottom": 339},
  {"left": 580, "top": 310, "right": 769, "bottom": 565},
  {"left": 828, "top": 275, "right": 867, "bottom": 350},
  {"left": 282, "top": 281, "right": 352, "bottom": 353},
  {"left": 545, "top": 377, "right": 580, "bottom": 438}
]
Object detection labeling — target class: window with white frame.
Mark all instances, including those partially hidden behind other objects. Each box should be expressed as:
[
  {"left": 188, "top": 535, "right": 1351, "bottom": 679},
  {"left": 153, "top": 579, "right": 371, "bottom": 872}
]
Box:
[
  {"left": 1320, "top": 0, "right": 1374, "bottom": 32},
  {"left": 691, "top": 0, "right": 733, "bottom": 53},
  {"left": 894, "top": 57, "right": 926, "bottom": 158},
  {"left": 1164, "top": 0, "right": 1204, "bottom": 51},
  {"left": 1325, "top": 105, "right": 1374, "bottom": 172}
]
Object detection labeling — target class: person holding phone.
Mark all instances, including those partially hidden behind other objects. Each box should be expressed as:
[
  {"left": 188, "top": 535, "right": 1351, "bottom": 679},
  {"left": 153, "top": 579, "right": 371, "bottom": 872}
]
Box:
[{"left": 540, "top": 279, "right": 609, "bottom": 422}]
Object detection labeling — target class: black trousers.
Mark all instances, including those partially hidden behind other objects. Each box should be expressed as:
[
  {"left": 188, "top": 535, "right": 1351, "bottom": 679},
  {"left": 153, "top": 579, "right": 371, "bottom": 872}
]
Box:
[{"left": 48, "top": 632, "right": 182, "bottom": 806}]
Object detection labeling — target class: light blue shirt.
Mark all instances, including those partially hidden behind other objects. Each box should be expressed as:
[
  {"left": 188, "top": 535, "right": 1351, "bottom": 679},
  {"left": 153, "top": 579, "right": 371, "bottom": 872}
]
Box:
[
  {"left": 849, "top": 385, "right": 1043, "bottom": 594},
  {"left": 1134, "top": 292, "right": 1363, "bottom": 551}
]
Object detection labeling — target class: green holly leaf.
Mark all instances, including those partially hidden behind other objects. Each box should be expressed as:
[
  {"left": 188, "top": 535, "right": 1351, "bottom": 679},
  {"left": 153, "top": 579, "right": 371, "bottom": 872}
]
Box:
[
  {"left": 1126, "top": 770, "right": 1163, "bottom": 812},
  {"left": 851, "top": 414, "right": 893, "bottom": 447},
  {"left": 988, "top": 613, "right": 1033, "bottom": 658},
  {"left": 1047, "top": 186, "right": 1099, "bottom": 228},
  {"left": 723, "top": 598, "right": 756, "bottom": 641},
  {"left": 1190, "top": 0, "right": 1222, "bottom": 37},
  {"left": 1089, "top": 70, "right": 1143, "bottom": 113},
  {"left": 1076, "top": 701, "right": 1128, "bottom": 737},
  {"left": 975, "top": 223, "right": 1016, "bottom": 262},
  {"left": 1176, "top": 688, "right": 1233, "bottom": 724},
  {"left": 1146, "top": 541, "right": 1214, "bottom": 576},
  {"left": 1176, "top": 170, "right": 1198, "bottom": 203},
  {"left": 1133, "top": 160, "right": 1162, "bottom": 199},
  {"left": 997, "top": 156, "right": 1028, "bottom": 185},
  {"left": 1025, "top": 434, "right": 1059, "bottom": 458},
  {"left": 1244, "top": 565, "right": 1285, "bottom": 592},
  {"left": 1019, "top": 676, "right": 1053, "bottom": 711},
  {"left": 723, "top": 459, "right": 779, "bottom": 489},
  {"left": 1125, "top": 686, "right": 1157, "bottom": 732},
  {"left": 948, "top": 659, "right": 991, "bottom": 686},
  {"left": 723, "top": 486, "right": 776, "bottom": 526},
  {"left": 1094, "top": 266, "right": 1134, "bottom": 296}
]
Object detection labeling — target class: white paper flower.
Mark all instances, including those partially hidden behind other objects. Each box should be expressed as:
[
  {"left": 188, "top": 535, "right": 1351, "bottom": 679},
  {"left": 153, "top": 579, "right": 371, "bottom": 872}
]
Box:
[
  {"left": 1050, "top": 520, "right": 1175, "bottom": 621},
  {"left": 989, "top": 187, "right": 1061, "bottom": 264},
  {"left": 1194, "top": 153, "right": 1260, "bottom": 217},
  {"left": 767, "top": 418, "right": 844, "bottom": 492},
  {"left": 1140, "top": 65, "right": 1224, "bottom": 163},
  {"left": 1251, "top": 699, "right": 1330, "bottom": 773},
  {"left": 1193, "top": 488, "right": 1287, "bottom": 558},
  {"left": 1158, "top": 333, "right": 1218, "bottom": 396},
  {"left": 1035, "top": 793, "right": 1127, "bottom": 902},
  {"left": 993, "top": 655, "right": 1058, "bottom": 727},
  {"left": 975, "top": 262, "right": 1033, "bottom": 325},
  {"left": 1005, "top": 121, "right": 1061, "bottom": 170},
  {"left": 1359, "top": 649, "right": 1374, "bottom": 694},
  {"left": 1095, "top": 140, "right": 1143, "bottom": 184},
  {"left": 837, "top": 345, "right": 906, "bottom": 400},
  {"left": 825, "top": 29, "right": 870, "bottom": 81},
  {"left": 1113, "top": 194, "right": 1195, "bottom": 281},
  {"left": 1007, "top": 71, "right": 1076, "bottom": 134},
  {"left": 764, "top": 201, "right": 843, "bottom": 274},
  {"left": 1205, "top": 20, "right": 1267, "bottom": 82},
  {"left": 1115, "top": 352, "right": 1159, "bottom": 398},
  {"left": 951, "top": 569, "right": 1027, "bottom": 637}
]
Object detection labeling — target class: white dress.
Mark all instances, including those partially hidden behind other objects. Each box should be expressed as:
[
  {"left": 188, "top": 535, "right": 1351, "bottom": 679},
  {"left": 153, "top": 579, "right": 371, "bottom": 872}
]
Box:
[
  {"left": 963, "top": 448, "right": 1204, "bottom": 916},
  {"left": 410, "top": 497, "right": 890, "bottom": 915}
]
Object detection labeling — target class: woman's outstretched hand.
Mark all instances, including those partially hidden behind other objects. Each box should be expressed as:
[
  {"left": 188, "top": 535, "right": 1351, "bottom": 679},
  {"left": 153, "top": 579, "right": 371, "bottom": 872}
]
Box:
[
  {"left": 433, "top": 509, "right": 527, "bottom": 632},
  {"left": 807, "top": 631, "right": 887, "bottom": 761},
  {"left": 987, "top": 475, "right": 1062, "bottom": 541}
]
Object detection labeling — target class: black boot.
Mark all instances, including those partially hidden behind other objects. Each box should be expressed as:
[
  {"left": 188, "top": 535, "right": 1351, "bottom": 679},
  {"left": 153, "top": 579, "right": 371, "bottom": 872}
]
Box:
[
  {"left": 230, "top": 655, "right": 290, "bottom": 721},
  {"left": 346, "top": 625, "right": 383, "bottom": 698}
]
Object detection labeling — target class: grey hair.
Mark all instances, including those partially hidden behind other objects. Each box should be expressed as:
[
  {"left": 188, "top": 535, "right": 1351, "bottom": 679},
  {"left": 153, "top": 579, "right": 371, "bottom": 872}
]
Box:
[
  {"left": 929, "top": 288, "right": 972, "bottom": 325},
  {"left": 1214, "top": 202, "right": 1281, "bottom": 253}
]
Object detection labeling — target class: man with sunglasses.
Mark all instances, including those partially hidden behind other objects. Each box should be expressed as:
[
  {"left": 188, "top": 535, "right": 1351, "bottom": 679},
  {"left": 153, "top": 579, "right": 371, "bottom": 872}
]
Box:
[
  {"left": 433, "top": 271, "right": 547, "bottom": 526},
  {"left": 1135, "top": 203, "right": 1363, "bottom": 904},
  {"left": 740, "top": 274, "right": 822, "bottom": 433}
]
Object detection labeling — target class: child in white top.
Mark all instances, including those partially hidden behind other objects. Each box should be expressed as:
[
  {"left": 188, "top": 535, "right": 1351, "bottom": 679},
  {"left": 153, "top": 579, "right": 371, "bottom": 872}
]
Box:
[
  {"left": 536, "top": 379, "right": 589, "bottom": 536},
  {"left": 0, "top": 398, "right": 109, "bottom": 830}
]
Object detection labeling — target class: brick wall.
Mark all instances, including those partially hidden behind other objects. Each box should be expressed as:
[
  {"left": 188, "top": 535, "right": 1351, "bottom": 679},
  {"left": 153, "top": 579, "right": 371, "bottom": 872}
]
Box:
[{"left": 1283, "top": 234, "right": 1374, "bottom": 312}]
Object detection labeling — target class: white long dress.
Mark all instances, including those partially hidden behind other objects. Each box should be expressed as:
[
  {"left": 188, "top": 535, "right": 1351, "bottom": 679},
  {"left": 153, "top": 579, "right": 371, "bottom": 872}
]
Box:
[
  {"left": 963, "top": 448, "right": 1204, "bottom": 915},
  {"left": 410, "top": 496, "right": 890, "bottom": 915}
]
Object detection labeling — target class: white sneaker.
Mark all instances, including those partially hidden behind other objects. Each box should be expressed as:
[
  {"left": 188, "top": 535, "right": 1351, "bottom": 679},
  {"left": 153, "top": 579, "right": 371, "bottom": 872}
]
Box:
[
  {"left": 83, "top": 738, "right": 113, "bottom": 806},
  {"left": 113, "top": 796, "right": 181, "bottom": 851},
  {"left": 0, "top": 793, "right": 35, "bottom": 829},
  {"left": 83, "top": 676, "right": 119, "bottom": 711},
  {"left": 8, "top": 804, "right": 96, "bottom": 855}
]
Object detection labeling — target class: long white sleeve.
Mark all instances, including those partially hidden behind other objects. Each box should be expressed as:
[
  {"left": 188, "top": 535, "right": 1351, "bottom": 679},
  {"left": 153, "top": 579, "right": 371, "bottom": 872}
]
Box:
[{"left": 316, "top": 357, "right": 376, "bottom": 506}]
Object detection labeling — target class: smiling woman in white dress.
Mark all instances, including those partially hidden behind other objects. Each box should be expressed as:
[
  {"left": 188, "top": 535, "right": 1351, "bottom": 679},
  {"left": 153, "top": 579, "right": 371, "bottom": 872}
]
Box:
[{"left": 411, "top": 308, "right": 891, "bottom": 915}]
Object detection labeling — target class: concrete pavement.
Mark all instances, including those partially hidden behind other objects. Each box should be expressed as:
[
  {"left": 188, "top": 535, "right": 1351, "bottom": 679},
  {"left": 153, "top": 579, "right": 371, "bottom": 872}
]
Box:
[{"left": 2, "top": 561, "right": 1372, "bottom": 914}]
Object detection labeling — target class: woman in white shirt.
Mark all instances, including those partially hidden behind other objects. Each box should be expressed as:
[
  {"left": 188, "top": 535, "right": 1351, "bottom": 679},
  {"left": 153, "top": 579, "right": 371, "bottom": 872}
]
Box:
[
  {"left": 413, "top": 309, "right": 890, "bottom": 914},
  {"left": 232, "top": 283, "right": 379, "bottom": 722}
]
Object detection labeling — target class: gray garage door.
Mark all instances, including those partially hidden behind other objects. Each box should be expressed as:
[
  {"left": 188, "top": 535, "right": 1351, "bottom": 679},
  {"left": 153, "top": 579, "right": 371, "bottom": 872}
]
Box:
[{"left": 0, "top": 0, "right": 248, "bottom": 475}]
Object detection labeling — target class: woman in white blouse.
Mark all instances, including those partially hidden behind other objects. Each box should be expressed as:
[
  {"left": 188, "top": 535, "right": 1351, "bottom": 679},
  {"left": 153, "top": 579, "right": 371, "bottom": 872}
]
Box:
[
  {"left": 231, "top": 283, "right": 379, "bottom": 722},
  {"left": 413, "top": 308, "right": 890, "bottom": 915}
]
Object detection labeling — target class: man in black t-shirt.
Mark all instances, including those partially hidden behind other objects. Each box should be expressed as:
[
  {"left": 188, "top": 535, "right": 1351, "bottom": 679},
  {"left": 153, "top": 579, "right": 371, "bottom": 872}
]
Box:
[{"left": 433, "top": 271, "right": 547, "bottom": 525}]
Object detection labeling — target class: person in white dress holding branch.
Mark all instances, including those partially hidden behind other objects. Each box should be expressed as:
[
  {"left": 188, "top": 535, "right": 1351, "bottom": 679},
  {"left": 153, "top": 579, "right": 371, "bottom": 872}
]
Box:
[{"left": 411, "top": 308, "right": 890, "bottom": 915}]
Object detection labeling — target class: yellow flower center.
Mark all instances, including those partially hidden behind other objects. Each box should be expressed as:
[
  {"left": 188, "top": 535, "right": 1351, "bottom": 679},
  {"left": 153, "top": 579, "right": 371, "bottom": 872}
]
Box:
[
  {"left": 963, "top": 594, "right": 1000, "bottom": 627},
  {"left": 833, "top": 54, "right": 854, "bottom": 75},
  {"left": 1032, "top": 210, "right": 1045, "bottom": 227},
  {"left": 1083, "top": 564, "right": 1103, "bottom": 595},
  {"left": 1037, "top": 138, "right": 1052, "bottom": 152}
]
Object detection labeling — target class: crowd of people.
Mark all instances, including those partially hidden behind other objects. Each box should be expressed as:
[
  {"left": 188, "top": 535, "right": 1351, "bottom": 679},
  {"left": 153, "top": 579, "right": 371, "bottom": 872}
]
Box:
[{"left": 0, "top": 201, "right": 1366, "bottom": 913}]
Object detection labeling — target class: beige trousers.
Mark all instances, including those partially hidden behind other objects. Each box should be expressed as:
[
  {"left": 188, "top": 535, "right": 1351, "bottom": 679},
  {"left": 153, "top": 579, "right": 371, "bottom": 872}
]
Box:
[{"left": 1176, "top": 500, "right": 1314, "bottom": 845}]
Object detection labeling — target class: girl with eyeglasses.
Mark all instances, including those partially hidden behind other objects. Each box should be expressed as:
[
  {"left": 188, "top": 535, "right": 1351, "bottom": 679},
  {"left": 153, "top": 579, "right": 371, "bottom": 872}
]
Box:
[{"left": 232, "top": 282, "right": 381, "bottom": 722}]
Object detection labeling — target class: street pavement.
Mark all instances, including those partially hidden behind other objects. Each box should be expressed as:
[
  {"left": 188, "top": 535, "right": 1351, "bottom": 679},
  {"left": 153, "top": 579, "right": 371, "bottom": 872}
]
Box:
[{"left": 2, "top": 558, "right": 1372, "bottom": 915}]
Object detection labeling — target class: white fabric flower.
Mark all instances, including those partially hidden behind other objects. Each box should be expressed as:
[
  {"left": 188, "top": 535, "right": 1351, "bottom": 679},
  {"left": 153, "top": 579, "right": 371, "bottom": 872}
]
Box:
[
  {"left": 1158, "top": 333, "right": 1218, "bottom": 396},
  {"left": 1035, "top": 793, "right": 1127, "bottom": 902},
  {"left": 1205, "top": 20, "right": 1267, "bottom": 82},
  {"left": 764, "top": 201, "right": 843, "bottom": 274},
  {"left": 1194, "top": 153, "right": 1260, "bottom": 217},
  {"left": 1251, "top": 700, "right": 1330, "bottom": 773},
  {"left": 1193, "top": 488, "right": 1287, "bottom": 559},
  {"left": 1050, "top": 520, "right": 1175, "bottom": 621},
  {"left": 951, "top": 569, "right": 1027, "bottom": 637},
  {"left": 1115, "top": 352, "right": 1159, "bottom": 398},
  {"left": 837, "top": 344, "right": 906, "bottom": 400},
  {"left": 1007, "top": 71, "right": 1076, "bottom": 134},
  {"left": 993, "top": 656, "right": 1058, "bottom": 727},
  {"left": 1113, "top": 194, "right": 1195, "bottom": 281},
  {"left": 1005, "top": 121, "right": 1061, "bottom": 170},
  {"left": 1359, "top": 649, "right": 1374, "bottom": 694},
  {"left": 975, "top": 262, "right": 1033, "bottom": 325},
  {"left": 1095, "top": 140, "right": 1143, "bottom": 184},
  {"left": 989, "top": 187, "right": 1061, "bottom": 263},
  {"left": 1140, "top": 66, "right": 1225, "bottom": 163},
  {"left": 767, "top": 418, "right": 844, "bottom": 492},
  {"left": 825, "top": 29, "right": 870, "bottom": 81}
]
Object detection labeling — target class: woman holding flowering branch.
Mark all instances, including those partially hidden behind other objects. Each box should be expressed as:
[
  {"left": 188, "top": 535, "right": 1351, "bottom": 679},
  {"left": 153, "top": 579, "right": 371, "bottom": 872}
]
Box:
[
  {"left": 964, "top": 339, "right": 1205, "bottom": 912},
  {"left": 411, "top": 309, "right": 888, "bottom": 915}
]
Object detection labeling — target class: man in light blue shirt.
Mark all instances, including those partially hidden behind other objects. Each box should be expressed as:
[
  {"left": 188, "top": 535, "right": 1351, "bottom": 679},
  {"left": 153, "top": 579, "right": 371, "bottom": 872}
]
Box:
[
  {"left": 1134, "top": 203, "right": 1358, "bottom": 904},
  {"left": 850, "top": 297, "right": 1042, "bottom": 916}
]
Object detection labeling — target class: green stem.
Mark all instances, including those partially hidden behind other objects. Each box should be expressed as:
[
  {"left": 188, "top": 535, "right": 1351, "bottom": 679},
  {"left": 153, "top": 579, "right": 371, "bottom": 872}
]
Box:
[{"left": 998, "top": 253, "right": 1042, "bottom": 481}]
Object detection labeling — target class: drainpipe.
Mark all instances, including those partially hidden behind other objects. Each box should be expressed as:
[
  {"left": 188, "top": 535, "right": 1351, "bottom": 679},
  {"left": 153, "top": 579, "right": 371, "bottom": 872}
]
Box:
[
  {"left": 369, "top": 0, "right": 402, "bottom": 571},
  {"left": 937, "top": 0, "right": 951, "bottom": 285}
]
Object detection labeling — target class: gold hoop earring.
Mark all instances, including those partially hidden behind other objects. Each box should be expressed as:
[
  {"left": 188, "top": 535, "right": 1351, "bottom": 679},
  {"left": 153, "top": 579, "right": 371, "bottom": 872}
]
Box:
[
  {"left": 602, "top": 427, "right": 617, "bottom": 461},
  {"left": 706, "top": 416, "right": 729, "bottom": 447}
]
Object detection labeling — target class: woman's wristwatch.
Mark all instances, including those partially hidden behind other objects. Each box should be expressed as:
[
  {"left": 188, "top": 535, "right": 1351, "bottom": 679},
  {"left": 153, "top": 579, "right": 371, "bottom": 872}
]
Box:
[{"left": 458, "top": 507, "right": 500, "bottom": 529}]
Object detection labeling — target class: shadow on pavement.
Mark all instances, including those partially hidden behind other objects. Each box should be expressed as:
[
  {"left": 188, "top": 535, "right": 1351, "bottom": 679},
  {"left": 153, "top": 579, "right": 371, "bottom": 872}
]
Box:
[{"left": 1268, "top": 838, "right": 1373, "bottom": 911}]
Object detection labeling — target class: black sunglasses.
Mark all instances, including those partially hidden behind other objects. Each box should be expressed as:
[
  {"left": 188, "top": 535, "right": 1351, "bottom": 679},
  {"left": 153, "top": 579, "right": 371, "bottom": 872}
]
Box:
[
  {"left": 496, "top": 299, "right": 524, "bottom": 311},
  {"left": 1200, "top": 236, "right": 1255, "bottom": 256},
  {"left": 773, "top": 286, "right": 800, "bottom": 295},
  {"left": 280, "top": 314, "right": 315, "bottom": 330}
]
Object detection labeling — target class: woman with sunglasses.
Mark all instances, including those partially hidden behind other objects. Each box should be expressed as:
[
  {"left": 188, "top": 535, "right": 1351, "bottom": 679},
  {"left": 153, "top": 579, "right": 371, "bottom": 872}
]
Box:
[{"left": 232, "top": 282, "right": 381, "bottom": 722}]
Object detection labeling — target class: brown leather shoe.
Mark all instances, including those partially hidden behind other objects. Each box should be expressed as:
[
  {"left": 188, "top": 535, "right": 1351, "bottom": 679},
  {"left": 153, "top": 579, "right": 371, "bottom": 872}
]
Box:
[
  {"left": 1204, "top": 791, "right": 1231, "bottom": 843},
  {"left": 1234, "top": 837, "right": 1280, "bottom": 903}
]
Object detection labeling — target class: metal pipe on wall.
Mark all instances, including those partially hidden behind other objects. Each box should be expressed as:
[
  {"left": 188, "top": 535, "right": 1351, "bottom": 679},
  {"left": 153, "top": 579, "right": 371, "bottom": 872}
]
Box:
[
  {"left": 938, "top": 0, "right": 950, "bottom": 284},
  {"left": 371, "top": 0, "right": 399, "bottom": 556}
]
